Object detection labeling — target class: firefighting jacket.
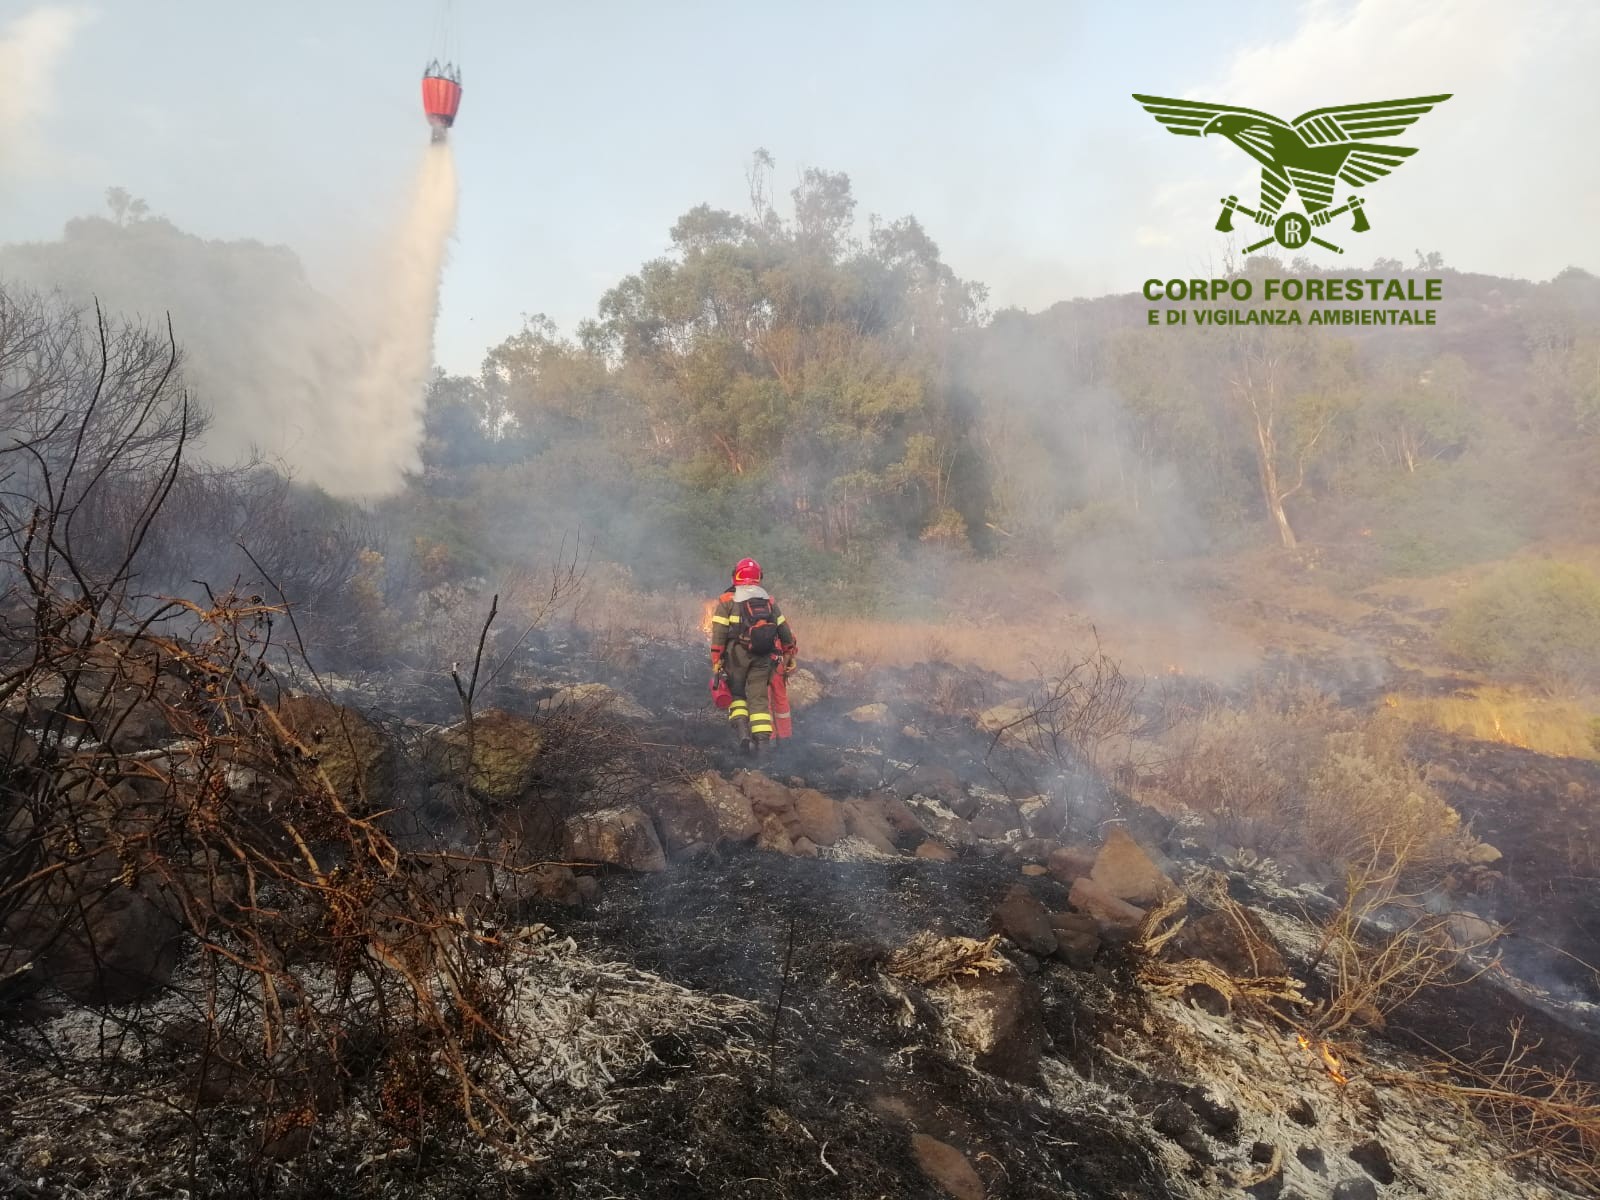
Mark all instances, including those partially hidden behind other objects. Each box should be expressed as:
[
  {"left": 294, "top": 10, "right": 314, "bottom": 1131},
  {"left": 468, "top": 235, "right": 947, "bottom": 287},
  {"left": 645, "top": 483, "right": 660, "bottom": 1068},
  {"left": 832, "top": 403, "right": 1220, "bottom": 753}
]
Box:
[{"left": 709, "top": 587, "right": 796, "bottom": 670}]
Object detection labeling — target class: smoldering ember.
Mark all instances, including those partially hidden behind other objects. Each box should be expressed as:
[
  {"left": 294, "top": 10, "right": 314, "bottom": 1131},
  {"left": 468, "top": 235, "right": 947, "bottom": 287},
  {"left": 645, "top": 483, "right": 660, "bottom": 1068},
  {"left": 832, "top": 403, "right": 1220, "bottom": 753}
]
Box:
[{"left": 4, "top": 8, "right": 1600, "bottom": 1200}]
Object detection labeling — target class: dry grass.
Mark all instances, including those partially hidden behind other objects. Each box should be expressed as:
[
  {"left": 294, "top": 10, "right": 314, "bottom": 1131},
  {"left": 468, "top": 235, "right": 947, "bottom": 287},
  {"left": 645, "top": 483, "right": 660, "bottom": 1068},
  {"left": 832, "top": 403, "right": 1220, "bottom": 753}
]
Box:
[{"left": 1384, "top": 685, "right": 1600, "bottom": 760}]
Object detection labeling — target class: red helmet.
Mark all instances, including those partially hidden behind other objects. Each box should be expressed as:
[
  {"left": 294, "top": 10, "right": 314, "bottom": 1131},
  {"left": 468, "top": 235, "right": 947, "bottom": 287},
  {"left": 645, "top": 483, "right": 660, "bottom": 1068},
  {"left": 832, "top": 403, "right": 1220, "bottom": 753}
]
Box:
[{"left": 732, "top": 557, "right": 763, "bottom": 586}]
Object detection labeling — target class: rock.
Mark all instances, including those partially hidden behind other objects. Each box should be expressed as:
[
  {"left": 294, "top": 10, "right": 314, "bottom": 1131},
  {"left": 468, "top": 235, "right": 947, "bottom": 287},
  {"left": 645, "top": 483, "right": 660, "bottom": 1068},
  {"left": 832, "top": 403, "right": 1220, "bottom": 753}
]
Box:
[
  {"left": 880, "top": 793, "right": 929, "bottom": 838},
  {"left": 1465, "top": 842, "right": 1503, "bottom": 865},
  {"left": 1446, "top": 912, "right": 1499, "bottom": 948},
  {"left": 435, "top": 709, "right": 543, "bottom": 803},
  {"left": 733, "top": 770, "right": 795, "bottom": 815},
  {"left": 1172, "top": 909, "right": 1288, "bottom": 977},
  {"left": 1020, "top": 864, "right": 1047, "bottom": 877},
  {"left": 574, "top": 875, "right": 600, "bottom": 903},
  {"left": 790, "top": 836, "right": 820, "bottom": 858},
  {"left": 1331, "top": 1180, "right": 1377, "bottom": 1200},
  {"left": 783, "top": 668, "right": 824, "bottom": 710},
  {"left": 1009, "top": 838, "right": 1059, "bottom": 864},
  {"left": 848, "top": 703, "right": 893, "bottom": 725},
  {"left": 788, "top": 788, "right": 846, "bottom": 846},
  {"left": 902, "top": 725, "right": 926, "bottom": 739},
  {"left": 895, "top": 765, "right": 969, "bottom": 812},
  {"left": 842, "top": 798, "right": 900, "bottom": 856},
  {"left": 1186, "top": 1087, "right": 1239, "bottom": 1140},
  {"left": 1090, "top": 827, "right": 1178, "bottom": 906},
  {"left": 1287, "top": 1098, "right": 1317, "bottom": 1127},
  {"left": 277, "top": 694, "right": 394, "bottom": 805},
  {"left": 916, "top": 841, "right": 956, "bottom": 862},
  {"left": 526, "top": 864, "right": 582, "bottom": 906},
  {"left": 1295, "top": 1145, "right": 1325, "bottom": 1173},
  {"left": 565, "top": 806, "right": 667, "bottom": 871},
  {"left": 648, "top": 784, "right": 718, "bottom": 855},
  {"left": 756, "top": 812, "right": 794, "bottom": 854},
  {"left": 977, "top": 698, "right": 1032, "bottom": 738},
  {"left": 1348, "top": 1138, "right": 1395, "bottom": 1184},
  {"left": 1068, "top": 876, "right": 1147, "bottom": 939},
  {"left": 1046, "top": 844, "right": 1097, "bottom": 885},
  {"left": 970, "top": 800, "right": 1023, "bottom": 841},
  {"left": 937, "top": 968, "right": 1046, "bottom": 1083},
  {"left": 1151, "top": 1098, "right": 1213, "bottom": 1164},
  {"left": 994, "top": 884, "right": 1058, "bottom": 956},
  {"left": 910, "top": 1133, "right": 985, "bottom": 1200},
  {"left": 1250, "top": 1141, "right": 1276, "bottom": 1164},
  {"left": 906, "top": 796, "right": 978, "bottom": 848},
  {"left": 1048, "top": 912, "right": 1100, "bottom": 968},
  {"left": 537, "top": 682, "right": 652, "bottom": 724},
  {"left": 1017, "top": 794, "right": 1067, "bottom": 838},
  {"left": 33, "top": 886, "right": 184, "bottom": 1004}
]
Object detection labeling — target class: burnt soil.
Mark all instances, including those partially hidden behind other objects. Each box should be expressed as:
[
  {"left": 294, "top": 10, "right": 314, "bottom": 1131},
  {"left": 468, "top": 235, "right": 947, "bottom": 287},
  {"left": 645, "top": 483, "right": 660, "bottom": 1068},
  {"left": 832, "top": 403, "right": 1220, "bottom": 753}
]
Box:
[{"left": 521, "top": 850, "right": 1181, "bottom": 1200}]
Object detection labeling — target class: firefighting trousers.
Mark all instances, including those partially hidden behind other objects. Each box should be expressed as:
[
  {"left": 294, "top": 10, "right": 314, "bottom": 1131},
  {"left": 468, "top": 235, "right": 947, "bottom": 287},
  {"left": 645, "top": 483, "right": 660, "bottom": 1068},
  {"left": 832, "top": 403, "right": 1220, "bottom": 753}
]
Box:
[{"left": 724, "top": 644, "right": 777, "bottom": 741}]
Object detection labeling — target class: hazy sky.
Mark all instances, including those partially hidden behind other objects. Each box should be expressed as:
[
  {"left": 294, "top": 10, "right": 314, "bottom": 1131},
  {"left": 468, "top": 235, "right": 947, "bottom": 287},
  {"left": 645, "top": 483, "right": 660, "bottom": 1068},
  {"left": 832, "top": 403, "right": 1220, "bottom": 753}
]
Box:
[{"left": 3, "top": 0, "right": 1597, "bottom": 374}]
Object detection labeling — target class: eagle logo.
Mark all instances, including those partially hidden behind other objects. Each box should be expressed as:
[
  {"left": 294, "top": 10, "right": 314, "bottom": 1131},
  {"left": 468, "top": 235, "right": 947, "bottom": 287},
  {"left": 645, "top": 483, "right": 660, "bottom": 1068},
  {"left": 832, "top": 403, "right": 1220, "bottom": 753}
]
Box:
[{"left": 1132, "top": 93, "right": 1451, "bottom": 254}]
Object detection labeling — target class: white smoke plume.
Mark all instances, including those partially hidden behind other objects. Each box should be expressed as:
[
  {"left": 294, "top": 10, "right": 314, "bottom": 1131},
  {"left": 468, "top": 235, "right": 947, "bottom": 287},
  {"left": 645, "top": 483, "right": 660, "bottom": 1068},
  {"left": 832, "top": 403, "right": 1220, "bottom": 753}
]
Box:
[
  {"left": 325, "top": 141, "right": 459, "bottom": 494},
  {"left": 0, "top": 4, "right": 94, "bottom": 176}
]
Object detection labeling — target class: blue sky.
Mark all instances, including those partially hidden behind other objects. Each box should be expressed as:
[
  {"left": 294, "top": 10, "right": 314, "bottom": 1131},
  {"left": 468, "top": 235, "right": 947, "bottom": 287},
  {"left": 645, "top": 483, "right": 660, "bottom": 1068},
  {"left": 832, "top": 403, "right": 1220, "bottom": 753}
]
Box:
[{"left": 3, "top": 0, "right": 1596, "bottom": 374}]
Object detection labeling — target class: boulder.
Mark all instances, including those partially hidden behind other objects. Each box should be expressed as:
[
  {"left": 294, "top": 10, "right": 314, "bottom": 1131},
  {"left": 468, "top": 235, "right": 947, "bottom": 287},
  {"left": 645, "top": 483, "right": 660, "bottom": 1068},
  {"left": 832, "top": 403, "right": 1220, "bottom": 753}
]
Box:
[
  {"left": 1048, "top": 912, "right": 1100, "bottom": 968},
  {"left": 790, "top": 836, "right": 820, "bottom": 859},
  {"left": 733, "top": 770, "right": 794, "bottom": 816},
  {"left": 689, "top": 772, "right": 762, "bottom": 842},
  {"left": 1069, "top": 877, "right": 1147, "bottom": 940},
  {"left": 937, "top": 968, "right": 1046, "bottom": 1083},
  {"left": 435, "top": 709, "right": 543, "bottom": 803},
  {"left": 538, "top": 683, "right": 652, "bottom": 724},
  {"left": 910, "top": 1134, "right": 985, "bottom": 1200},
  {"left": 30, "top": 885, "right": 184, "bottom": 1004},
  {"left": 788, "top": 788, "right": 846, "bottom": 846},
  {"left": 525, "top": 863, "right": 583, "bottom": 906},
  {"left": 784, "top": 668, "right": 824, "bottom": 710},
  {"left": 1172, "top": 909, "right": 1289, "bottom": 977},
  {"left": 565, "top": 806, "right": 667, "bottom": 871},
  {"left": 1021, "top": 864, "right": 1047, "bottom": 877},
  {"left": 1010, "top": 838, "right": 1060, "bottom": 864},
  {"left": 1017, "top": 794, "right": 1067, "bottom": 838},
  {"left": 916, "top": 841, "right": 957, "bottom": 862},
  {"left": 994, "top": 884, "right": 1057, "bottom": 956},
  {"left": 842, "top": 797, "right": 900, "bottom": 856},
  {"left": 647, "top": 785, "right": 718, "bottom": 856},
  {"left": 879, "top": 793, "right": 928, "bottom": 838},
  {"left": 970, "top": 800, "right": 1023, "bottom": 841},
  {"left": 977, "top": 699, "right": 1032, "bottom": 739},
  {"left": 895, "top": 765, "right": 969, "bottom": 812},
  {"left": 1046, "top": 844, "right": 1097, "bottom": 885},
  {"left": 1090, "top": 827, "right": 1178, "bottom": 906},
  {"left": 1446, "top": 912, "right": 1499, "bottom": 948},
  {"left": 847, "top": 703, "right": 893, "bottom": 725},
  {"left": 277, "top": 695, "right": 394, "bottom": 805},
  {"left": 905, "top": 796, "right": 977, "bottom": 848},
  {"left": 1465, "top": 842, "right": 1503, "bottom": 866},
  {"left": 756, "top": 812, "right": 795, "bottom": 854}
]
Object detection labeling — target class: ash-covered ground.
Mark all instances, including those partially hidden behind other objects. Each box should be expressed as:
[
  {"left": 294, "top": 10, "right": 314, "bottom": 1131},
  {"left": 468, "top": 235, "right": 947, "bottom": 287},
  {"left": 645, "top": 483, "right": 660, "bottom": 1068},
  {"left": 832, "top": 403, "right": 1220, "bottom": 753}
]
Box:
[{"left": 3, "top": 626, "right": 1598, "bottom": 1199}]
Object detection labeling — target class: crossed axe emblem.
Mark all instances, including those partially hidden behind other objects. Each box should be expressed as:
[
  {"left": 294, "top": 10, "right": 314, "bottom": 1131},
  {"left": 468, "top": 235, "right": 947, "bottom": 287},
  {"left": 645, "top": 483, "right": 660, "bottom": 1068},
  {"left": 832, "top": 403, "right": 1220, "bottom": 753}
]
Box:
[{"left": 1215, "top": 194, "right": 1370, "bottom": 255}]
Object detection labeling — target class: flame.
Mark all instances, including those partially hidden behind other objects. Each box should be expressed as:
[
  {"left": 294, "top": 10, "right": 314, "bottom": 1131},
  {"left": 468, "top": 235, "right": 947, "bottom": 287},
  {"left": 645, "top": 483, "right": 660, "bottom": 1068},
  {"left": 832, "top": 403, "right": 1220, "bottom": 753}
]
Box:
[
  {"left": 1297, "top": 1033, "right": 1349, "bottom": 1086},
  {"left": 699, "top": 600, "right": 716, "bottom": 638},
  {"left": 1165, "top": 664, "right": 1184, "bottom": 676}
]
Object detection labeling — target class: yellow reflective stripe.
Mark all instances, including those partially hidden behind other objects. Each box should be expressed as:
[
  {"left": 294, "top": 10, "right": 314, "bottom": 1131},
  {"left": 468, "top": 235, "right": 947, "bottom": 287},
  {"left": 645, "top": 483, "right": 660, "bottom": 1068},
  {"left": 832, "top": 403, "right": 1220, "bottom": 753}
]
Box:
[
  {"left": 710, "top": 615, "right": 730, "bottom": 626},
  {"left": 750, "top": 711, "right": 771, "bottom": 721},
  {"left": 749, "top": 722, "right": 774, "bottom": 734},
  {"left": 776, "top": 615, "right": 787, "bottom": 625},
  {"left": 727, "top": 615, "right": 741, "bottom": 623},
  {"left": 728, "top": 701, "right": 749, "bottom": 715}
]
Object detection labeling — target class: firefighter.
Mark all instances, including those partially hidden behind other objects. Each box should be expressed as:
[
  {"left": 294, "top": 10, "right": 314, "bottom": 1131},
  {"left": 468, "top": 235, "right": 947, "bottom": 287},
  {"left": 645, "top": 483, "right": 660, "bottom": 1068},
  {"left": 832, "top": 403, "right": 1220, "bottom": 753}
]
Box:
[{"left": 709, "top": 557, "right": 797, "bottom": 754}]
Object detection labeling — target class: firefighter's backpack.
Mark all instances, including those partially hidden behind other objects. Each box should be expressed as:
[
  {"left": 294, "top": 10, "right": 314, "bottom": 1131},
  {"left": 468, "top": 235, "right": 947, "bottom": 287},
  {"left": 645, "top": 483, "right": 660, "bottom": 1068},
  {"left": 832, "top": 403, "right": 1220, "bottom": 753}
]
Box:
[{"left": 738, "top": 596, "right": 781, "bottom": 656}]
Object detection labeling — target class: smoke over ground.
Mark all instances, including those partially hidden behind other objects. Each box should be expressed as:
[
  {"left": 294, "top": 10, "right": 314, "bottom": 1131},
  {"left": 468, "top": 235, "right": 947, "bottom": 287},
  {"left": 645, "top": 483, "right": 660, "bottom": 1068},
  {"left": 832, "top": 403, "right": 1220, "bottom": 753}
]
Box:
[
  {"left": 0, "top": 142, "right": 457, "bottom": 497},
  {"left": 334, "top": 141, "right": 458, "bottom": 493}
]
